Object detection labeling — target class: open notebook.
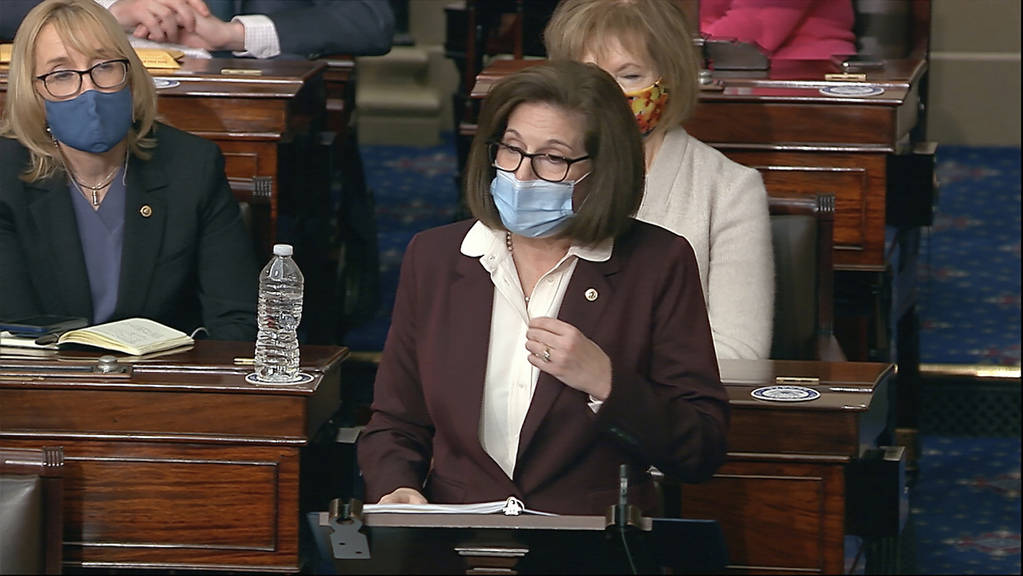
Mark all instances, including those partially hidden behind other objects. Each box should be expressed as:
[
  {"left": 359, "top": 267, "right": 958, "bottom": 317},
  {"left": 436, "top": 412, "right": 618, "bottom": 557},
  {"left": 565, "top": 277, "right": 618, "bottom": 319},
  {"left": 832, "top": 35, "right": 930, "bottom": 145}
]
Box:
[{"left": 362, "top": 496, "right": 557, "bottom": 516}]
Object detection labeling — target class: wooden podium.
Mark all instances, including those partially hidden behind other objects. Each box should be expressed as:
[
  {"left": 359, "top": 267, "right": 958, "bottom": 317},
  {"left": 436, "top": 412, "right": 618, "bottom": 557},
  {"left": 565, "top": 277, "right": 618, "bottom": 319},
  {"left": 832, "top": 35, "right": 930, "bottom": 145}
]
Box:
[{"left": 0, "top": 340, "right": 347, "bottom": 572}]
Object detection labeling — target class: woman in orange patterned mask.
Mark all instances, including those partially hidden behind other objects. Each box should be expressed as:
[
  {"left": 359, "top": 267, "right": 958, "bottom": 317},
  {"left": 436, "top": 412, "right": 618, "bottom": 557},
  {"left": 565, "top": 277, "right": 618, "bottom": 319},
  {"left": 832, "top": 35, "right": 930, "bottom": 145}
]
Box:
[{"left": 545, "top": 0, "right": 775, "bottom": 361}]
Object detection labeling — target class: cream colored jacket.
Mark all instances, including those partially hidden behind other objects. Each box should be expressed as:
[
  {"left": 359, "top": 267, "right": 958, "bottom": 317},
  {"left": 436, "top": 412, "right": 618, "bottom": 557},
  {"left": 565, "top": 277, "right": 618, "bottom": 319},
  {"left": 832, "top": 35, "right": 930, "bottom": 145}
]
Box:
[{"left": 637, "top": 127, "right": 774, "bottom": 359}]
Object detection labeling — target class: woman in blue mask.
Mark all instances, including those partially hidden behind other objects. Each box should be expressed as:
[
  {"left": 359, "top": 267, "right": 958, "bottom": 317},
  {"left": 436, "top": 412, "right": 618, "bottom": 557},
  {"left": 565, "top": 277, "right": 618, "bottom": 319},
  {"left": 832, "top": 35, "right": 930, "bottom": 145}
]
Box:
[
  {"left": 358, "top": 60, "right": 728, "bottom": 515},
  {"left": 545, "top": 0, "right": 775, "bottom": 361},
  {"left": 0, "top": 0, "right": 258, "bottom": 340}
]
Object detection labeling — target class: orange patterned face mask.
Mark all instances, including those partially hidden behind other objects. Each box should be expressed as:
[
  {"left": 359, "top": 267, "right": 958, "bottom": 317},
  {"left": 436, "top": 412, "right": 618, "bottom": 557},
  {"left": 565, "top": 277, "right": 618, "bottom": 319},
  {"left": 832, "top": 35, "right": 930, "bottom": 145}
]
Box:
[{"left": 624, "top": 79, "right": 668, "bottom": 136}]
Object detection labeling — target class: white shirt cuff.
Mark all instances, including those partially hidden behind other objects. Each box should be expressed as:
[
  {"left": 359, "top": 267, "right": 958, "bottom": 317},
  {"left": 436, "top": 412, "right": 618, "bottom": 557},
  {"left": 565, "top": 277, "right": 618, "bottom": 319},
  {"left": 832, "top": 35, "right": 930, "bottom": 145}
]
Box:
[
  {"left": 95, "top": 0, "right": 117, "bottom": 9},
  {"left": 231, "top": 14, "right": 281, "bottom": 59}
]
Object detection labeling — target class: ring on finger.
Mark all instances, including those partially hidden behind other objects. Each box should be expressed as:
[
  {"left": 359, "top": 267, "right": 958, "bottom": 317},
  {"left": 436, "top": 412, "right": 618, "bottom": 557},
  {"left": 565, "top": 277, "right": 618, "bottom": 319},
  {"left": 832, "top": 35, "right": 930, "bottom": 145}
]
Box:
[{"left": 543, "top": 346, "right": 551, "bottom": 362}]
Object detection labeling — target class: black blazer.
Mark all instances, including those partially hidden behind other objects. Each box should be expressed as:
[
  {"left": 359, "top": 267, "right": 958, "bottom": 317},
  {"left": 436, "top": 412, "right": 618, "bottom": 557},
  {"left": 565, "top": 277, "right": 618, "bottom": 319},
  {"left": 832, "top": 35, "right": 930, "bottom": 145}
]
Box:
[
  {"left": 239, "top": 0, "right": 394, "bottom": 58},
  {"left": 0, "top": 123, "right": 259, "bottom": 340}
]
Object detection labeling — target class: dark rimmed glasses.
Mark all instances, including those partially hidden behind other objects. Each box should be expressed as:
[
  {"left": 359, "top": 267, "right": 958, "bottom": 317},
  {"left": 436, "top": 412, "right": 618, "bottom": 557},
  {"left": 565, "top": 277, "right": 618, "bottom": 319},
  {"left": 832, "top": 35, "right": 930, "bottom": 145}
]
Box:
[
  {"left": 36, "top": 59, "right": 129, "bottom": 99},
  {"left": 489, "top": 141, "right": 591, "bottom": 183}
]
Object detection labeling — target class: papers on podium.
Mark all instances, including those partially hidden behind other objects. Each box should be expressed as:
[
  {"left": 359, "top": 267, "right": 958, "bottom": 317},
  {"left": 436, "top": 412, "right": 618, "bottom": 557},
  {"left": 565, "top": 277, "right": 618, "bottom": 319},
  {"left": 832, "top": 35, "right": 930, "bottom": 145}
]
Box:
[{"left": 362, "top": 496, "right": 557, "bottom": 516}]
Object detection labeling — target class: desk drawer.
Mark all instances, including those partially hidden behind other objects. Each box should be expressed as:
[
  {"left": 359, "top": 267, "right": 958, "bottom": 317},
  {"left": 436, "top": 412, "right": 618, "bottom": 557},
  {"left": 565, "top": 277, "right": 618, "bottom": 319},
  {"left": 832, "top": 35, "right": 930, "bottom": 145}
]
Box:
[
  {"left": 0, "top": 439, "right": 300, "bottom": 571},
  {"left": 684, "top": 460, "right": 846, "bottom": 574},
  {"left": 722, "top": 150, "right": 888, "bottom": 270},
  {"left": 211, "top": 140, "right": 279, "bottom": 205}
]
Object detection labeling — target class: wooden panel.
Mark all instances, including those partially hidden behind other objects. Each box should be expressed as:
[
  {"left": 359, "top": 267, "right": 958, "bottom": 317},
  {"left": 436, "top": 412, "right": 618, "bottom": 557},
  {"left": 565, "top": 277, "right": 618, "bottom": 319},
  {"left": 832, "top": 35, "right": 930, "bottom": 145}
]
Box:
[
  {"left": 687, "top": 102, "right": 897, "bottom": 147},
  {"left": 69, "top": 459, "right": 277, "bottom": 548},
  {"left": 0, "top": 389, "right": 308, "bottom": 440},
  {"left": 722, "top": 151, "right": 888, "bottom": 270},
  {"left": 158, "top": 96, "right": 288, "bottom": 136},
  {"left": 684, "top": 461, "right": 846, "bottom": 573},
  {"left": 216, "top": 140, "right": 279, "bottom": 204},
  {"left": 0, "top": 438, "right": 301, "bottom": 571},
  {"left": 727, "top": 409, "right": 860, "bottom": 457}
]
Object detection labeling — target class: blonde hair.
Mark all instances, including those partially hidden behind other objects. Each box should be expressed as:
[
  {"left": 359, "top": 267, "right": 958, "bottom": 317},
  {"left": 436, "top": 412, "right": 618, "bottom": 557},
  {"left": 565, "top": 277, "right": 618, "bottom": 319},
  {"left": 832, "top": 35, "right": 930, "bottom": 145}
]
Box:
[
  {"left": 543, "top": 0, "right": 701, "bottom": 137},
  {"left": 1, "top": 0, "right": 157, "bottom": 182}
]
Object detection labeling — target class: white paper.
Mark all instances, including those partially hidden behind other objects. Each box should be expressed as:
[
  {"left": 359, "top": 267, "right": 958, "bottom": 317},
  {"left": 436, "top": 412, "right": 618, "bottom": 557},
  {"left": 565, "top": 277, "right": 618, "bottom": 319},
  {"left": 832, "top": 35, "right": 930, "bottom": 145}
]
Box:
[{"left": 362, "top": 496, "right": 557, "bottom": 516}]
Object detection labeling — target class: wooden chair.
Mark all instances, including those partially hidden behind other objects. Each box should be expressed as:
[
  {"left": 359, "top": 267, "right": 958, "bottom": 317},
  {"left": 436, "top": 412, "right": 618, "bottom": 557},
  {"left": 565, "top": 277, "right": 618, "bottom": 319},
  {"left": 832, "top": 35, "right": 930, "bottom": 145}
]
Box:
[
  {"left": 769, "top": 192, "right": 845, "bottom": 361},
  {"left": 0, "top": 446, "right": 64, "bottom": 574}
]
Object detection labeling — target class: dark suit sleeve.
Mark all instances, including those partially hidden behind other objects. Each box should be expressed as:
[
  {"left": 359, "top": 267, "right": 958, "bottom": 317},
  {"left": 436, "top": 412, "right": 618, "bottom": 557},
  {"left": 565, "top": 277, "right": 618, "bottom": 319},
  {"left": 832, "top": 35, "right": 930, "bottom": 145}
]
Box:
[
  {"left": 0, "top": 0, "right": 38, "bottom": 41},
  {"left": 357, "top": 233, "right": 435, "bottom": 502},
  {"left": 244, "top": 0, "right": 394, "bottom": 58},
  {"left": 596, "top": 234, "right": 730, "bottom": 483},
  {"left": 0, "top": 146, "right": 41, "bottom": 320},
  {"left": 194, "top": 145, "right": 260, "bottom": 341}
]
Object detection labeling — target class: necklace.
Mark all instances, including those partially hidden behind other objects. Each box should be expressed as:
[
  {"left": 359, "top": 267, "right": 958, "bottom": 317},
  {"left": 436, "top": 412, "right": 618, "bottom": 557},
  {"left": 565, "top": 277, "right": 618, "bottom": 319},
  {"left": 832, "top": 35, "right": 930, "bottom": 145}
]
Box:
[
  {"left": 55, "top": 142, "right": 127, "bottom": 207},
  {"left": 505, "top": 232, "right": 530, "bottom": 303},
  {"left": 69, "top": 164, "right": 120, "bottom": 207}
]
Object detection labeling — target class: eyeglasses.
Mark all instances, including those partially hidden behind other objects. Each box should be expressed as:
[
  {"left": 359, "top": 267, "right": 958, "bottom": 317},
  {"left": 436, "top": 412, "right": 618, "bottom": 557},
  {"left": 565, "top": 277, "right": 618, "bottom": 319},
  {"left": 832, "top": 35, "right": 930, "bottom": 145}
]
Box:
[
  {"left": 489, "top": 141, "right": 590, "bottom": 183},
  {"left": 36, "top": 59, "right": 129, "bottom": 99}
]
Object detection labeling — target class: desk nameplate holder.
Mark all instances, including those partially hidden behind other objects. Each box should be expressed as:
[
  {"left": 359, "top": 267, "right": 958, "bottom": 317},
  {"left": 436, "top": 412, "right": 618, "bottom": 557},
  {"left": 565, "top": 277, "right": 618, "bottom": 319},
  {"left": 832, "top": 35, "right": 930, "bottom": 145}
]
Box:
[{"left": 0, "top": 355, "right": 132, "bottom": 379}]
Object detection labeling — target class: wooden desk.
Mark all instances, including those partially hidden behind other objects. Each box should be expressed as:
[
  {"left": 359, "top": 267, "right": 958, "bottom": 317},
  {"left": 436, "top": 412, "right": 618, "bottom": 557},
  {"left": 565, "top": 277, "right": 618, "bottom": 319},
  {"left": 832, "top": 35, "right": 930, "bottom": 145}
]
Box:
[
  {"left": 0, "top": 340, "right": 348, "bottom": 572},
  {"left": 468, "top": 58, "right": 929, "bottom": 271},
  {"left": 685, "top": 359, "right": 897, "bottom": 574},
  {"left": 0, "top": 58, "right": 329, "bottom": 257}
]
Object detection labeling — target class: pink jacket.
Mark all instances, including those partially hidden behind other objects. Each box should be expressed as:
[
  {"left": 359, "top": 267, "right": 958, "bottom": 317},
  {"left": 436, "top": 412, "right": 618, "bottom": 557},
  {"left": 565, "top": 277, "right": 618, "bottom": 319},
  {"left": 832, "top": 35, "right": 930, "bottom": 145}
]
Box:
[{"left": 700, "top": 0, "right": 856, "bottom": 60}]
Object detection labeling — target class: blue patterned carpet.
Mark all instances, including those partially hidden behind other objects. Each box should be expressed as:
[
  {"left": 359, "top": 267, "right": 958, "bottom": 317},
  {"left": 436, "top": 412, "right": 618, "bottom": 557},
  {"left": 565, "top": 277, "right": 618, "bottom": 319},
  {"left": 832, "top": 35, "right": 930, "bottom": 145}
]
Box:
[
  {"left": 342, "top": 134, "right": 460, "bottom": 351},
  {"left": 919, "top": 147, "right": 1021, "bottom": 367},
  {"left": 911, "top": 436, "right": 1021, "bottom": 574}
]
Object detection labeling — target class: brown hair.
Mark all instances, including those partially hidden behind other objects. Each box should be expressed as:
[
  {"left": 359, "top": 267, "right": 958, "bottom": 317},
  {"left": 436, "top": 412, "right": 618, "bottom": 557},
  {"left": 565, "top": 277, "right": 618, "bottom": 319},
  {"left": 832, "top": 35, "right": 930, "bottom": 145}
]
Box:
[
  {"left": 543, "top": 0, "right": 701, "bottom": 137},
  {"left": 464, "top": 60, "right": 644, "bottom": 244},
  {"left": 1, "top": 0, "right": 157, "bottom": 182}
]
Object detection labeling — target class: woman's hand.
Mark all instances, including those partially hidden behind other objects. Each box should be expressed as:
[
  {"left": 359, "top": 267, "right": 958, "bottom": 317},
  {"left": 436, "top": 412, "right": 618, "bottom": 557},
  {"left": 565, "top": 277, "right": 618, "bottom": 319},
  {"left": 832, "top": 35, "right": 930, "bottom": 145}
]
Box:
[
  {"left": 377, "top": 487, "right": 427, "bottom": 505},
  {"left": 525, "top": 316, "right": 612, "bottom": 400}
]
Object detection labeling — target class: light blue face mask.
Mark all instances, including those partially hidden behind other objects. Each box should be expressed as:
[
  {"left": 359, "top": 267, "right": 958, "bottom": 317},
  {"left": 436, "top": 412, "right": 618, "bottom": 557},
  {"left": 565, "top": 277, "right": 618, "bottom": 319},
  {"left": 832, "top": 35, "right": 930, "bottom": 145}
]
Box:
[
  {"left": 490, "top": 170, "right": 590, "bottom": 238},
  {"left": 45, "top": 87, "right": 132, "bottom": 153}
]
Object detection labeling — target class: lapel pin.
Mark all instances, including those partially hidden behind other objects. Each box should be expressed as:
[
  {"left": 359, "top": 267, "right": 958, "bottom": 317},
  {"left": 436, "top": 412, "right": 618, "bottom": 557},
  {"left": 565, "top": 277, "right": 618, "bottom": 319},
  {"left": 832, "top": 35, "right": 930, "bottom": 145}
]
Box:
[
  {"left": 584, "top": 288, "right": 598, "bottom": 302},
  {"left": 139, "top": 205, "right": 153, "bottom": 218}
]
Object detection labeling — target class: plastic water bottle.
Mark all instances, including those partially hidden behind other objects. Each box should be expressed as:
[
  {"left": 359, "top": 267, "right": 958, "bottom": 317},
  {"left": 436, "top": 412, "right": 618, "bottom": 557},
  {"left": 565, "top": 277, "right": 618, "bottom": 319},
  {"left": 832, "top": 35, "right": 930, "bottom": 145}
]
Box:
[{"left": 254, "top": 244, "right": 304, "bottom": 382}]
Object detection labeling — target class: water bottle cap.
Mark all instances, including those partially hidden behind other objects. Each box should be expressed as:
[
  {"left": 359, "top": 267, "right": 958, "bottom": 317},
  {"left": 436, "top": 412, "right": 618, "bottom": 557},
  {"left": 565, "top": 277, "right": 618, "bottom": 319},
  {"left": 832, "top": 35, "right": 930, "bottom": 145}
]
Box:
[{"left": 273, "top": 244, "right": 294, "bottom": 256}]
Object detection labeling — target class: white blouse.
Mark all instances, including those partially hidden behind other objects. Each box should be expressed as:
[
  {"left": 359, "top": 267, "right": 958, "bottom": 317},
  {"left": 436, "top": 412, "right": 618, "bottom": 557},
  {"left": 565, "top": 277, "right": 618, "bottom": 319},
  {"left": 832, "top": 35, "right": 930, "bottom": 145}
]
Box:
[{"left": 459, "top": 221, "right": 612, "bottom": 479}]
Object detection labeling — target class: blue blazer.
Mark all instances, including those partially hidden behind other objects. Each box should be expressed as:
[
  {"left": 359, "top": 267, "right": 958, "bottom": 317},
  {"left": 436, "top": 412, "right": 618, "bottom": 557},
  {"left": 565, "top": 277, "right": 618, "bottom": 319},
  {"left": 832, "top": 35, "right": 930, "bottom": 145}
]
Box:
[
  {"left": 237, "top": 0, "right": 394, "bottom": 58},
  {"left": 0, "top": 124, "right": 259, "bottom": 340}
]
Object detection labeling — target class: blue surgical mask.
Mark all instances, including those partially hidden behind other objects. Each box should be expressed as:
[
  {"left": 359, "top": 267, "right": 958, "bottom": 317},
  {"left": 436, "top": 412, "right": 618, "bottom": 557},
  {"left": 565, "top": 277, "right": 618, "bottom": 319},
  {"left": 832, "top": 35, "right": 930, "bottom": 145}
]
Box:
[
  {"left": 490, "top": 169, "right": 590, "bottom": 238},
  {"left": 45, "top": 87, "right": 133, "bottom": 153}
]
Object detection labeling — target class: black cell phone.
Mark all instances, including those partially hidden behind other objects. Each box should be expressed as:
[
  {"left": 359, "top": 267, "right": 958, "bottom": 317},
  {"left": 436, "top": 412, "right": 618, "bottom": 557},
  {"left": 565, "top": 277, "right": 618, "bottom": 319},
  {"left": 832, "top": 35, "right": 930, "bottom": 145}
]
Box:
[
  {"left": 0, "top": 315, "right": 89, "bottom": 336},
  {"left": 831, "top": 54, "right": 886, "bottom": 71}
]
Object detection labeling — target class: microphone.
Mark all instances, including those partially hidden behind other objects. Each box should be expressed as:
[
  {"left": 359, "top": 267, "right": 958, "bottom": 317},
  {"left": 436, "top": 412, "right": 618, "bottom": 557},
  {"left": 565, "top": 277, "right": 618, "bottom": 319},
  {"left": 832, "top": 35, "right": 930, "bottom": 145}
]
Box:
[
  {"left": 616, "top": 464, "right": 637, "bottom": 574},
  {"left": 617, "top": 464, "right": 628, "bottom": 529}
]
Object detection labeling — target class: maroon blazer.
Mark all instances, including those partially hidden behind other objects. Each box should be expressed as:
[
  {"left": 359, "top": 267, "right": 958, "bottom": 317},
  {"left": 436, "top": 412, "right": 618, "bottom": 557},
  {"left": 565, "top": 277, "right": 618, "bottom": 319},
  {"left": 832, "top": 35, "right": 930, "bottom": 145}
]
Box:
[{"left": 357, "top": 219, "right": 729, "bottom": 515}]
